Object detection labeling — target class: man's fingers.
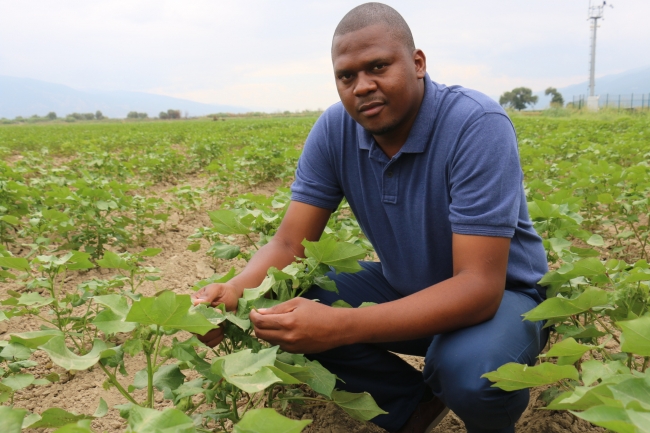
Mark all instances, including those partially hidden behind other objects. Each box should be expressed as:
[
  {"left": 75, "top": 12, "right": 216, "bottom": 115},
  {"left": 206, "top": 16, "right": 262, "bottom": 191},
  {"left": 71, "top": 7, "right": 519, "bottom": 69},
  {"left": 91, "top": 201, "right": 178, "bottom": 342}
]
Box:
[
  {"left": 250, "top": 310, "right": 286, "bottom": 331},
  {"left": 197, "top": 328, "right": 224, "bottom": 347},
  {"left": 254, "top": 298, "right": 301, "bottom": 315}
]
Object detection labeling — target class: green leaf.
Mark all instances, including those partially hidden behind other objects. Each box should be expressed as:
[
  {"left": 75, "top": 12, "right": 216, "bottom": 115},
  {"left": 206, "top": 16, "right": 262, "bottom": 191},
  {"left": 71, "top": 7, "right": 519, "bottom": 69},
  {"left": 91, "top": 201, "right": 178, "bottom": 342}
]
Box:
[
  {"left": 359, "top": 302, "right": 377, "bottom": 308},
  {"left": 233, "top": 408, "right": 311, "bottom": 433},
  {"left": 208, "top": 210, "right": 250, "bottom": 235},
  {"left": 10, "top": 329, "right": 64, "bottom": 349},
  {"left": 618, "top": 316, "right": 650, "bottom": 356},
  {"left": 302, "top": 237, "right": 366, "bottom": 274},
  {"left": 609, "top": 377, "right": 650, "bottom": 411},
  {"left": 187, "top": 242, "right": 201, "bottom": 252},
  {"left": 0, "top": 406, "right": 26, "bottom": 433},
  {"left": 153, "top": 364, "right": 186, "bottom": 392},
  {"left": 39, "top": 337, "right": 107, "bottom": 371},
  {"left": 314, "top": 275, "right": 338, "bottom": 293},
  {"left": 265, "top": 366, "right": 302, "bottom": 385},
  {"left": 125, "top": 291, "right": 216, "bottom": 335},
  {"left": 542, "top": 338, "right": 592, "bottom": 365},
  {"left": 564, "top": 258, "right": 607, "bottom": 279},
  {"left": 481, "top": 362, "right": 579, "bottom": 391},
  {"left": 211, "top": 347, "right": 284, "bottom": 394},
  {"left": 627, "top": 410, "right": 650, "bottom": 433},
  {"left": 66, "top": 251, "right": 94, "bottom": 270},
  {"left": 52, "top": 420, "right": 96, "bottom": 433},
  {"left": 522, "top": 288, "right": 609, "bottom": 321},
  {"left": 97, "top": 251, "right": 132, "bottom": 271},
  {"left": 126, "top": 406, "right": 196, "bottom": 433},
  {"left": 528, "top": 199, "right": 561, "bottom": 220},
  {"left": 26, "top": 408, "right": 92, "bottom": 429},
  {"left": 330, "top": 390, "right": 388, "bottom": 421},
  {"left": 209, "top": 242, "right": 241, "bottom": 259},
  {"left": 0, "top": 257, "right": 30, "bottom": 272},
  {"left": 93, "top": 397, "right": 108, "bottom": 418},
  {"left": 302, "top": 360, "right": 336, "bottom": 397},
  {"left": 0, "top": 215, "right": 20, "bottom": 226},
  {"left": 93, "top": 294, "right": 136, "bottom": 334},
  {"left": 332, "top": 300, "right": 352, "bottom": 308},
  {"left": 587, "top": 234, "right": 605, "bottom": 247},
  {"left": 17, "top": 292, "right": 54, "bottom": 307},
  {"left": 1, "top": 373, "right": 35, "bottom": 390},
  {"left": 139, "top": 248, "right": 162, "bottom": 257},
  {"left": 192, "top": 303, "right": 227, "bottom": 326},
  {"left": 581, "top": 360, "right": 629, "bottom": 386},
  {"left": 571, "top": 405, "right": 637, "bottom": 433},
  {"left": 1, "top": 342, "right": 33, "bottom": 360}
]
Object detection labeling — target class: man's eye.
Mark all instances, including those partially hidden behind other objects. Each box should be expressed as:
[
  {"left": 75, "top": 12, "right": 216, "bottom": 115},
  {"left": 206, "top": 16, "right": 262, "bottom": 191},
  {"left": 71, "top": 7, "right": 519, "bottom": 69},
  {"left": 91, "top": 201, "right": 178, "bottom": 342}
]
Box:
[
  {"left": 338, "top": 74, "right": 352, "bottom": 80},
  {"left": 373, "top": 64, "right": 386, "bottom": 70}
]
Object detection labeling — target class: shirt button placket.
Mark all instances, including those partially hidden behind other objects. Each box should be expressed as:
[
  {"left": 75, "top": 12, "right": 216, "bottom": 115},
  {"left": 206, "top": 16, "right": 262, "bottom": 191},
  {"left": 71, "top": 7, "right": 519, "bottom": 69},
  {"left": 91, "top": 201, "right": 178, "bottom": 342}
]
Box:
[{"left": 383, "top": 165, "right": 398, "bottom": 204}]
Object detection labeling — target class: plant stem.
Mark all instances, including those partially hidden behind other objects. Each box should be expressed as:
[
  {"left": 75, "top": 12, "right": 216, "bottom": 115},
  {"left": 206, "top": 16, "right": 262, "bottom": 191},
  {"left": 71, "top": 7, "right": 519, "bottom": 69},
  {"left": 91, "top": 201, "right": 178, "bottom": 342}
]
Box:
[
  {"left": 245, "top": 234, "right": 259, "bottom": 251},
  {"left": 642, "top": 357, "right": 649, "bottom": 373},
  {"left": 98, "top": 363, "right": 138, "bottom": 405},
  {"left": 145, "top": 349, "right": 154, "bottom": 408},
  {"left": 592, "top": 314, "right": 620, "bottom": 344},
  {"left": 152, "top": 327, "right": 162, "bottom": 367}
]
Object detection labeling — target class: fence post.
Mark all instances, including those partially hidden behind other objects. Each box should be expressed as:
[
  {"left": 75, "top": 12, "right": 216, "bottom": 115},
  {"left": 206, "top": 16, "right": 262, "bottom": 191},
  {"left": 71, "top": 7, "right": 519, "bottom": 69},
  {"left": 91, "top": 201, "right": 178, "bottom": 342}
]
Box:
[
  {"left": 605, "top": 94, "right": 609, "bottom": 108},
  {"left": 618, "top": 94, "right": 621, "bottom": 111}
]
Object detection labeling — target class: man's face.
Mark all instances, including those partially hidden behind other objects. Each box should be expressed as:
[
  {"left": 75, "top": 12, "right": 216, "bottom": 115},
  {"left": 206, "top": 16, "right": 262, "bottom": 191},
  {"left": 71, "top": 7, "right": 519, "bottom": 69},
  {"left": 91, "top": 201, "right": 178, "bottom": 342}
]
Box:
[{"left": 331, "top": 24, "right": 426, "bottom": 137}]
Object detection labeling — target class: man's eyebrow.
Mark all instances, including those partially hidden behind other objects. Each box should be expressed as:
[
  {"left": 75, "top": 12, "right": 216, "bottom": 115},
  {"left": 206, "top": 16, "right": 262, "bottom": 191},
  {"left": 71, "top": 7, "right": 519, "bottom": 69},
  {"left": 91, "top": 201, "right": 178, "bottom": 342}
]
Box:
[
  {"left": 334, "top": 57, "right": 393, "bottom": 75},
  {"left": 368, "top": 57, "right": 392, "bottom": 65}
]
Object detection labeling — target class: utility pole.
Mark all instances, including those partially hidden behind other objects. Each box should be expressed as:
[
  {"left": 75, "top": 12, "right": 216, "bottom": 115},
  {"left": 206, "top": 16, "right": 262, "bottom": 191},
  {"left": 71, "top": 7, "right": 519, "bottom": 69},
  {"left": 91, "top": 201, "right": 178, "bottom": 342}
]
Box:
[{"left": 587, "top": 1, "right": 609, "bottom": 111}]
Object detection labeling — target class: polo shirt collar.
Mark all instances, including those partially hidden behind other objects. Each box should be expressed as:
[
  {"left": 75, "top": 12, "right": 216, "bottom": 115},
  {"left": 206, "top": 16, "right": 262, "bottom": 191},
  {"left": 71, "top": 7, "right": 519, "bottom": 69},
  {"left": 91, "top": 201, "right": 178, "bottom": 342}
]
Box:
[{"left": 357, "top": 73, "right": 437, "bottom": 155}]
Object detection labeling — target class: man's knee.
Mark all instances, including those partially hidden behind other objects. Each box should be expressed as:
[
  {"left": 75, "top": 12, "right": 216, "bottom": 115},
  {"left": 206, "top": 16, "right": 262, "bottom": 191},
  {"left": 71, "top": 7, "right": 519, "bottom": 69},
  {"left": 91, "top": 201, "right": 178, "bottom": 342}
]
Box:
[{"left": 423, "top": 342, "right": 529, "bottom": 431}]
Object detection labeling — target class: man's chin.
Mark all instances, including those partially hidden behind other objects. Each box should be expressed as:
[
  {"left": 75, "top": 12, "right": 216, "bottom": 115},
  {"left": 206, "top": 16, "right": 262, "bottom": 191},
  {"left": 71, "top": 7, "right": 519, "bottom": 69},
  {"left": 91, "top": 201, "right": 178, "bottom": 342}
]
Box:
[{"left": 363, "top": 122, "right": 398, "bottom": 136}]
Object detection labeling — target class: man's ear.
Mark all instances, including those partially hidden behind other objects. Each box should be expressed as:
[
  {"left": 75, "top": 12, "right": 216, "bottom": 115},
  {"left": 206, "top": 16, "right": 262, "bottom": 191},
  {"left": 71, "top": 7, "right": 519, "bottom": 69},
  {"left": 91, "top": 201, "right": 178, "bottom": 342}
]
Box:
[{"left": 413, "top": 49, "right": 426, "bottom": 79}]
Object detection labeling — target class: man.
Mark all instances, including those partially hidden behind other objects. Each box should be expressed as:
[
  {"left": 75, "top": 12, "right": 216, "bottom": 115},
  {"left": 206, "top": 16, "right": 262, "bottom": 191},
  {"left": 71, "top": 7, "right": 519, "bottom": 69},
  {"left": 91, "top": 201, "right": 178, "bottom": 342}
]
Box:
[{"left": 192, "top": 3, "right": 548, "bottom": 433}]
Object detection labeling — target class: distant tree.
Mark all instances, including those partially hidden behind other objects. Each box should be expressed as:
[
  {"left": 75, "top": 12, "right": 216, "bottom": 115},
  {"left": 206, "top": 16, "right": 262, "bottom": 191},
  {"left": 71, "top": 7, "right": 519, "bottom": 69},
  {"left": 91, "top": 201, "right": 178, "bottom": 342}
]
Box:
[
  {"left": 83, "top": 113, "right": 95, "bottom": 120},
  {"left": 47, "top": 112, "right": 57, "bottom": 120},
  {"left": 499, "top": 87, "right": 538, "bottom": 111},
  {"left": 137, "top": 112, "right": 148, "bottom": 119},
  {"left": 544, "top": 87, "right": 564, "bottom": 107},
  {"left": 167, "top": 109, "right": 181, "bottom": 119},
  {"left": 159, "top": 111, "right": 169, "bottom": 119},
  {"left": 127, "top": 111, "right": 139, "bottom": 119},
  {"left": 95, "top": 110, "right": 104, "bottom": 120}
]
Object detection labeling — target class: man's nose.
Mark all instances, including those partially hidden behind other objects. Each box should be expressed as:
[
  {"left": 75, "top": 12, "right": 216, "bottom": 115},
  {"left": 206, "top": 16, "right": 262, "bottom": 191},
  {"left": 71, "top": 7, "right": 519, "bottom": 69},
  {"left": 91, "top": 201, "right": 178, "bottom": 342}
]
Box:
[{"left": 353, "top": 72, "right": 377, "bottom": 96}]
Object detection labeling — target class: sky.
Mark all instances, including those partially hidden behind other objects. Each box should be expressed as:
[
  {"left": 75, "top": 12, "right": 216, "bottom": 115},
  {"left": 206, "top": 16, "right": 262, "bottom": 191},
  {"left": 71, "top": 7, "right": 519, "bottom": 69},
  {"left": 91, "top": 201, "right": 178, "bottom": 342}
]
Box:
[{"left": 1, "top": 0, "right": 649, "bottom": 111}]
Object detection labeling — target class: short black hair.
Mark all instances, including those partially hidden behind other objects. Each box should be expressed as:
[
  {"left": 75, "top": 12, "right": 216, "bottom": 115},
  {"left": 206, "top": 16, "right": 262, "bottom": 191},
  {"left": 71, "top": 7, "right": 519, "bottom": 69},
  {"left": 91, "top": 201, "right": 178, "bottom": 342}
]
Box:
[{"left": 333, "top": 3, "right": 415, "bottom": 51}]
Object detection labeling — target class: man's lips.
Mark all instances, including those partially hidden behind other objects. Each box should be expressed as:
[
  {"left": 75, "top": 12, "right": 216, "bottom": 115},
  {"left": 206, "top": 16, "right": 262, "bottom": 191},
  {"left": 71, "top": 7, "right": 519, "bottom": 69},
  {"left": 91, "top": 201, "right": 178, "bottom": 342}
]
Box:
[{"left": 358, "top": 100, "right": 385, "bottom": 116}]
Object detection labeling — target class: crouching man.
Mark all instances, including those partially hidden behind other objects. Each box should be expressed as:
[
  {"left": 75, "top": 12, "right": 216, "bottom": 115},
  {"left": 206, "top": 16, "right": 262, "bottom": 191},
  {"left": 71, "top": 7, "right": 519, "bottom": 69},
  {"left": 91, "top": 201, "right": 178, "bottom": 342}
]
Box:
[{"left": 193, "top": 3, "right": 548, "bottom": 432}]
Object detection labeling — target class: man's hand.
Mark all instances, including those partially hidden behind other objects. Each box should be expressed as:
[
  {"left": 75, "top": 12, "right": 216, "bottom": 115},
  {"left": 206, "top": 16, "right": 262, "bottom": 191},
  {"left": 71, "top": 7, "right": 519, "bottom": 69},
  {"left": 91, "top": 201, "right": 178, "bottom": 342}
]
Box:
[
  {"left": 191, "top": 282, "right": 240, "bottom": 347},
  {"left": 250, "top": 298, "right": 348, "bottom": 354}
]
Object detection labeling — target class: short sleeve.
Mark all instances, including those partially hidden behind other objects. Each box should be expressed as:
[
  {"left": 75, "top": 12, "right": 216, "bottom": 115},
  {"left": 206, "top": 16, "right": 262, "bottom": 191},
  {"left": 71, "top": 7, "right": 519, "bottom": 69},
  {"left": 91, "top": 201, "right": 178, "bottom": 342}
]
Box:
[
  {"left": 290, "top": 113, "right": 344, "bottom": 210},
  {"left": 448, "top": 113, "right": 522, "bottom": 238}
]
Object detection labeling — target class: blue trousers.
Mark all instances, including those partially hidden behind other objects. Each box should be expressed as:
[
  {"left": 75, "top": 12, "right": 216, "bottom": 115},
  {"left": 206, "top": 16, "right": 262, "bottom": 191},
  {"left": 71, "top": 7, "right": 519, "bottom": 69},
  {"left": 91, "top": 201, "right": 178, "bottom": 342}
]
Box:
[{"left": 304, "top": 262, "right": 547, "bottom": 433}]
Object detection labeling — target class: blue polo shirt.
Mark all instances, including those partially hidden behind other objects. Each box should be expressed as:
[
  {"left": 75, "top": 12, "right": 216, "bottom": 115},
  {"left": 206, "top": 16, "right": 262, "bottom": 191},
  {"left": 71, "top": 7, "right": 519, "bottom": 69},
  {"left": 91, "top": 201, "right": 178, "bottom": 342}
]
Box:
[{"left": 291, "top": 76, "right": 547, "bottom": 302}]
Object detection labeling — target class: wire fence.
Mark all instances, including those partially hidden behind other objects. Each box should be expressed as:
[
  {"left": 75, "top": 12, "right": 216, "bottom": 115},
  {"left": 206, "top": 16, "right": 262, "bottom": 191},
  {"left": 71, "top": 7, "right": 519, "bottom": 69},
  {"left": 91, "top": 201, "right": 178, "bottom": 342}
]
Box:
[{"left": 569, "top": 94, "right": 650, "bottom": 110}]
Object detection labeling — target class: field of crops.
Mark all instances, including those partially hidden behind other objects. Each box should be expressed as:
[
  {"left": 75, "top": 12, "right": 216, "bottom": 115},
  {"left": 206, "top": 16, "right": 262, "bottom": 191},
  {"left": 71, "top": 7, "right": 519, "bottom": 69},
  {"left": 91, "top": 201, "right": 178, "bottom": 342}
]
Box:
[{"left": 0, "top": 114, "right": 648, "bottom": 433}]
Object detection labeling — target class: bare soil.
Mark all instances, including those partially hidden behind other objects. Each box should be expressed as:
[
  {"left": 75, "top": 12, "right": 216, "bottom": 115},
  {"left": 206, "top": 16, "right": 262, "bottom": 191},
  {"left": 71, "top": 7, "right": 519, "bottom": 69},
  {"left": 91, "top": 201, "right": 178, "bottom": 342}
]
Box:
[{"left": 0, "top": 174, "right": 606, "bottom": 433}]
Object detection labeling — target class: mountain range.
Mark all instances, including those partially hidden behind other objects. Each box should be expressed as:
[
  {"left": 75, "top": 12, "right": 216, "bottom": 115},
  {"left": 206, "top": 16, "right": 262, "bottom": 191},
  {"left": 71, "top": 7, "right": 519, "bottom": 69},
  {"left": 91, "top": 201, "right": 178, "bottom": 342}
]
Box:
[
  {"left": 2, "top": 66, "right": 649, "bottom": 118},
  {"left": 0, "top": 76, "right": 249, "bottom": 119},
  {"left": 532, "top": 66, "right": 650, "bottom": 108}
]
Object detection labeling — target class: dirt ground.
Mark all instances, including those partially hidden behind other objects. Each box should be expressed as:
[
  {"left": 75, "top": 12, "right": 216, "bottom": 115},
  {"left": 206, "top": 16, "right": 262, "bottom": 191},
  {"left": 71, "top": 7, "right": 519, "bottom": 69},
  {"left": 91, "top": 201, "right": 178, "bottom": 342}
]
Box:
[{"left": 0, "top": 174, "right": 606, "bottom": 433}]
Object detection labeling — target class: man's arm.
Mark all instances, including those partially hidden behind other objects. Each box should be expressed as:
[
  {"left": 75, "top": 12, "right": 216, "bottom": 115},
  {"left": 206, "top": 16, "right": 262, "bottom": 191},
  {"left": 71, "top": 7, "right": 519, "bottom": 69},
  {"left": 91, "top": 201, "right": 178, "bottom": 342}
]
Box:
[
  {"left": 226, "top": 200, "right": 332, "bottom": 296},
  {"left": 250, "top": 233, "right": 510, "bottom": 353},
  {"left": 191, "top": 201, "right": 331, "bottom": 346}
]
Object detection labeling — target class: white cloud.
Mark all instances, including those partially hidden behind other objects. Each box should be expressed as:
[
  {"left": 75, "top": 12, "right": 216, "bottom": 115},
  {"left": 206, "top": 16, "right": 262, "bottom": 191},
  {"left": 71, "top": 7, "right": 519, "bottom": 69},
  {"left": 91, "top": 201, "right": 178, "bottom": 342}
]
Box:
[{"left": 1, "top": 0, "right": 648, "bottom": 111}]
